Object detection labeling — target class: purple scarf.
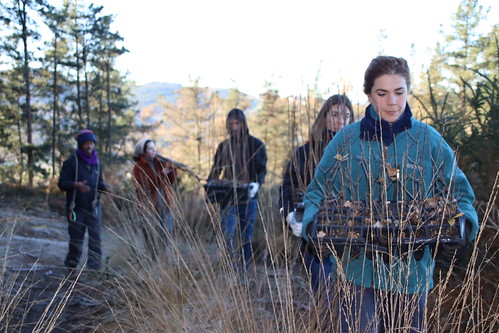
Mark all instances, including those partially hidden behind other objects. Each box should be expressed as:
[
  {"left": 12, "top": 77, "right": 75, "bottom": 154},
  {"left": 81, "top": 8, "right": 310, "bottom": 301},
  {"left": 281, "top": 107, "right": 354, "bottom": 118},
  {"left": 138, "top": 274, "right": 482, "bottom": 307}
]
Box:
[{"left": 77, "top": 149, "right": 99, "bottom": 165}]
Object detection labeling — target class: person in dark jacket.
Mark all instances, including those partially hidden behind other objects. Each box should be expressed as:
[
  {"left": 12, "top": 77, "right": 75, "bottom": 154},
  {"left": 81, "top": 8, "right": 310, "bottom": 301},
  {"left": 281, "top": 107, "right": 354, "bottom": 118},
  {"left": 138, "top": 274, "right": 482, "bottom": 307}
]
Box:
[
  {"left": 279, "top": 94, "right": 354, "bottom": 292},
  {"left": 58, "top": 129, "right": 111, "bottom": 272},
  {"left": 208, "top": 108, "right": 267, "bottom": 271},
  {"left": 133, "top": 138, "right": 177, "bottom": 257}
]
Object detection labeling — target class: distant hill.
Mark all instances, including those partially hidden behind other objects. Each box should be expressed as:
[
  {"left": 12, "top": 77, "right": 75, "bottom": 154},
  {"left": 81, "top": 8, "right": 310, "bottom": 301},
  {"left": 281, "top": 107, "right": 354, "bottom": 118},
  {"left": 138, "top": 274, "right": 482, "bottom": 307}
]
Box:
[
  {"left": 130, "top": 82, "right": 181, "bottom": 125},
  {"left": 132, "top": 82, "right": 182, "bottom": 109},
  {"left": 131, "top": 82, "right": 259, "bottom": 125}
]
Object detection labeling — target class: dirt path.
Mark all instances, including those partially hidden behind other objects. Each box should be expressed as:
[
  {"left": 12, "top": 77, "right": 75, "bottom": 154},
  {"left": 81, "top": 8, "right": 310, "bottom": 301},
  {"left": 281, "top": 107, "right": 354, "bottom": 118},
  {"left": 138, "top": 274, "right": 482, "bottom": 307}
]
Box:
[
  {"left": 0, "top": 203, "right": 109, "bottom": 332},
  {"left": 0, "top": 190, "right": 314, "bottom": 332}
]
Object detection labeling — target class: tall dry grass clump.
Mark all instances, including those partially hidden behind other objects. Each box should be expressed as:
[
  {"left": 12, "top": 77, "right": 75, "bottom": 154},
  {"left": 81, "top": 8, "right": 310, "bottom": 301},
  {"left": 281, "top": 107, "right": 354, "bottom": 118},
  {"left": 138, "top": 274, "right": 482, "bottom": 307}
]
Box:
[
  {"left": 426, "top": 173, "right": 499, "bottom": 332},
  {"left": 0, "top": 156, "right": 495, "bottom": 331},
  {"left": 92, "top": 164, "right": 498, "bottom": 332},
  {"left": 93, "top": 172, "right": 322, "bottom": 332}
]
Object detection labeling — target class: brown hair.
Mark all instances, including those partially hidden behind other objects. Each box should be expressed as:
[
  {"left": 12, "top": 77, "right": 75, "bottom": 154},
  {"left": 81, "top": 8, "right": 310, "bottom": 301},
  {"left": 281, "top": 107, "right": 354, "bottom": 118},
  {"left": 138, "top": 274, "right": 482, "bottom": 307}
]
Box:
[
  {"left": 302, "top": 94, "right": 354, "bottom": 183},
  {"left": 310, "top": 94, "right": 354, "bottom": 142},
  {"left": 363, "top": 56, "right": 411, "bottom": 94}
]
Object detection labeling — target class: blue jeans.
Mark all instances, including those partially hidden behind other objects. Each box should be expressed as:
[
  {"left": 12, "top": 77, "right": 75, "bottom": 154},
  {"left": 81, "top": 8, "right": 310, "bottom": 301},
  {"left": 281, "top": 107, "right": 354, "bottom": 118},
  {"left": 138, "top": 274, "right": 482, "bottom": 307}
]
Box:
[
  {"left": 65, "top": 207, "right": 102, "bottom": 270},
  {"left": 302, "top": 245, "right": 335, "bottom": 325},
  {"left": 337, "top": 284, "right": 427, "bottom": 333},
  {"left": 302, "top": 243, "right": 333, "bottom": 292},
  {"left": 221, "top": 199, "right": 258, "bottom": 270},
  {"left": 162, "top": 210, "right": 173, "bottom": 233}
]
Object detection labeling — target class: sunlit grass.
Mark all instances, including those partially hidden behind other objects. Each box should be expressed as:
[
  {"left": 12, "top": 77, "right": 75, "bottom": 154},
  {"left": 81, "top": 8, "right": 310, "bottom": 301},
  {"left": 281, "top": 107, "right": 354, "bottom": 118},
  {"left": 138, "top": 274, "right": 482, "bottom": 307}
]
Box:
[
  {"left": 87, "top": 169, "right": 499, "bottom": 332},
  {"left": 0, "top": 170, "right": 496, "bottom": 332}
]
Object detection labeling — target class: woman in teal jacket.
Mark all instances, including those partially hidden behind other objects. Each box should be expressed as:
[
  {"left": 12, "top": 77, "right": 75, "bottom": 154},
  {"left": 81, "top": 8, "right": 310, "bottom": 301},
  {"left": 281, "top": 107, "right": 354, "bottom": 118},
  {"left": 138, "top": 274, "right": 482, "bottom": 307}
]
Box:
[{"left": 301, "top": 56, "right": 478, "bottom": 332}]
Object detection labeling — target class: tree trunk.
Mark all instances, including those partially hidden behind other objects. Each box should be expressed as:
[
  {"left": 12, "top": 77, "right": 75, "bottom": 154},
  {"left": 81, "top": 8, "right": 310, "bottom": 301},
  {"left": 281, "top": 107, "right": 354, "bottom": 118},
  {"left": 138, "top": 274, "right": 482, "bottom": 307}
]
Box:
[
  {"left": 75, "top": 26, "right": 82, "bottom": 125},
  {"left": 20, "top": 0, "right": 33, "bottom": 186},
  {"left": 106, "top": 62, "right": 112, "bottom": 165},
  {"left": 84, "top": 46, "right": 90, "bottom": 128},
  {"left": 51, "top": 34, "right": 59, "bottom": 178},
  {"left": 17, "top": 117, "right": 24, "bottom": 185}
]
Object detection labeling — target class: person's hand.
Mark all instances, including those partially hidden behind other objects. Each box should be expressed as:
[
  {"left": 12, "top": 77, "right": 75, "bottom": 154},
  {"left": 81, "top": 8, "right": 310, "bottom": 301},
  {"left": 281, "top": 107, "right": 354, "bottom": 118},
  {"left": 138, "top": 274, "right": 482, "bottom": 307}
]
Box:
[
  {"left": 438, "top": 243, "right": 462, "bottom": 261},
  {"left": 101, "top": 185, "right": 113, "bottom": 194},
  {"left": 286, "top": 212, "right": 303, "bottom": 237},
  {"left": 286, "top": 211, "right": 296, "bottom": 225},
  {"left": 291, "top": 222, "right": 303, "bottom": 237},
  {"left": 74, "top": 181, "right": 90, "bottom": 193},
  {"left": 248, "top": 182, "right": 259, "bottom": 198},
  {"left": 162, "top": 162, "right": 173, "bottom": 175},
  {"left": 437, "top": 219, "right": 473, "bottom": 262}
]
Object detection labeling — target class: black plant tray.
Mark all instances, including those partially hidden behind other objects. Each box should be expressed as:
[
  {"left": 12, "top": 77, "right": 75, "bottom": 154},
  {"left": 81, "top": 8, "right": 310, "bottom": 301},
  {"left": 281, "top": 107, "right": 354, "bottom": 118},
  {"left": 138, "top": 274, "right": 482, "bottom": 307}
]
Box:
[
  {"left": 204, "top": 180, "right": 249, "bottom": 206},
  {"left": 309, "top": 199, "right": 466, "bottom": 253}
]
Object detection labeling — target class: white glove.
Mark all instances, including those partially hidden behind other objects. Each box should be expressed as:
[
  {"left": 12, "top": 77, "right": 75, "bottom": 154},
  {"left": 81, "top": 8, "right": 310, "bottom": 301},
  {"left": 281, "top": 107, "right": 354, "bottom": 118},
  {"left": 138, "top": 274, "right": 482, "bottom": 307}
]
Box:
[
  {"left": 286, "top": 212, "right": 303, "bottom": 237},
  {"left": 248, "top": 182, "right": 259, "bottom": 198}
]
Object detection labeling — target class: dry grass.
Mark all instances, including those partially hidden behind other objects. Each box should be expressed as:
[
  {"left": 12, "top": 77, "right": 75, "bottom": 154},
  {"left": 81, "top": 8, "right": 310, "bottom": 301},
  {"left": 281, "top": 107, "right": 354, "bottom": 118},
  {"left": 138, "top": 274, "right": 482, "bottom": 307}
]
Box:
[
  {"left": 0, "top": 175, "right": 496, "bottom": 332},
  {"left": 0, "top": 163, "right": 497, "bottom": 332},
  {"left": 95, "top": 182, "right": 314, "bottom": 332},
  {"left": 80, "top": 169, "right": 499, "bottom": 332}
]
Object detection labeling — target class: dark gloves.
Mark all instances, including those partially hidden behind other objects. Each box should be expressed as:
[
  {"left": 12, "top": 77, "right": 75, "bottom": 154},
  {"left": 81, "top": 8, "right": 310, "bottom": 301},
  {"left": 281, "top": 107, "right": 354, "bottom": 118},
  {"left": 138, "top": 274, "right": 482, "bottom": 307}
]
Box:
[
  {"left": 438, "top": 243, "right": 463, "bottom": 262},
  {"left": 437, "top": 219, "right": 473, "bottom": 262}
]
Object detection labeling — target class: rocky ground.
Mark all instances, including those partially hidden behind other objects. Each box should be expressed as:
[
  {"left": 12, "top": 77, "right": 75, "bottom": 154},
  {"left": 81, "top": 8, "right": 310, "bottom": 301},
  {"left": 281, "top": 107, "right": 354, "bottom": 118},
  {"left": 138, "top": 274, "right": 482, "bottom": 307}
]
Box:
[{"left": 0, "top": 194, "right": 112, "bottom": 332}]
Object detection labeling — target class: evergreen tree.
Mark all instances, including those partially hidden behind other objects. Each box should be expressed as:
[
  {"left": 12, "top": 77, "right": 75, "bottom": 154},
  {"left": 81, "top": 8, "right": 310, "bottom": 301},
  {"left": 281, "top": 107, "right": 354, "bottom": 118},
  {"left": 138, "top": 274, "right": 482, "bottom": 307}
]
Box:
[
  {"left": 38, "top": 0, "right": 72, "bottom": 177},
  {"left": 0, "top": 68, "right": 25, "bottom": 184},
  {"left": 412, "top": 0, "right": 498, "bottom": 201},
  {"left": 90, "top": 12, "right": 129, "bottom": 164},
  {"left": 1, "top": 0, "right": 45, "bottom": 186},
  {"left": 253, "top": 84, "right": 295, "bottom": 179},
  {"left": 224, "top": 87, "right": 252, "bottom": 111},
  {"left": 441, "top": 0, "right": 489, "bottom": 127}
]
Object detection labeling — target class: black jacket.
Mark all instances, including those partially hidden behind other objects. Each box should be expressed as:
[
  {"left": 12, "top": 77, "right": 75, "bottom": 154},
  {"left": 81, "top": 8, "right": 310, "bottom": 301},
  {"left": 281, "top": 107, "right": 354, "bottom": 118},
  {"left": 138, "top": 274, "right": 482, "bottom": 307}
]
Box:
[
  {"left": 58, "top": 154, "right": 108, "bottom": 213},
  {"left": 280, "top": 131, "right": 334, "bottom": 216},
  {"left": 209, "top": 134, "right": 267, "bottom": 195}
]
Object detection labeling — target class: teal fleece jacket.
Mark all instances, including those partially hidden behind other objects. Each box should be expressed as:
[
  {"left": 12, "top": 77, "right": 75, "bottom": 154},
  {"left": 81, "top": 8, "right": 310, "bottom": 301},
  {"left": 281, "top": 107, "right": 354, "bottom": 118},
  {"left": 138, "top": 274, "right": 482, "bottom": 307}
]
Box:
[{"left": 302, "top": 105, "right": 479, "bottom": 294}]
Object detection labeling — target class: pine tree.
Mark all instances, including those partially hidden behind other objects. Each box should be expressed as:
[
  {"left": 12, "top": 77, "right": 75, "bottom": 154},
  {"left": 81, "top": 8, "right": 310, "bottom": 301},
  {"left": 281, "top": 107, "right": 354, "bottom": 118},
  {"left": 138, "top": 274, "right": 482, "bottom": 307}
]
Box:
[
  {"left": 1, "top": 0, "right": 45, "bottom": 186},
  {"left": 412, "top": 0, "right": 498, "bottom": 201},
  {"left": 38, "top": 1, "right": 72, "bottom": 177}
]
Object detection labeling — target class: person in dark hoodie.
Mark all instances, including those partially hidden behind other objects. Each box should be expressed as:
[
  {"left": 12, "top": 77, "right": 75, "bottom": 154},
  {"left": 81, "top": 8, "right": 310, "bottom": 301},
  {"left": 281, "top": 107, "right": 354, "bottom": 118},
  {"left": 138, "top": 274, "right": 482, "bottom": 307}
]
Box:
[
  {"left": 279, "top": 94, "right": 354, "bottom": 292},
  {"left": 208, "top": 108, "right": 267, "bottom": 272},
  {"left": 58, "top": 129, "right": 111, "bottom": 272}
]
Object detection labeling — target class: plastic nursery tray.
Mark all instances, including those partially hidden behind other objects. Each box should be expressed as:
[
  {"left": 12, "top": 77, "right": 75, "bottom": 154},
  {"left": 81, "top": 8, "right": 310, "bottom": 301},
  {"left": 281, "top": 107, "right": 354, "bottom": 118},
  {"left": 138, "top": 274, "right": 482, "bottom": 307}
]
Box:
[
  {"left": 203, "top": 180, "right": 249, "bottom": 206},
  {"left": 309, "top": 198, "right": 466, "bottom": 251}
]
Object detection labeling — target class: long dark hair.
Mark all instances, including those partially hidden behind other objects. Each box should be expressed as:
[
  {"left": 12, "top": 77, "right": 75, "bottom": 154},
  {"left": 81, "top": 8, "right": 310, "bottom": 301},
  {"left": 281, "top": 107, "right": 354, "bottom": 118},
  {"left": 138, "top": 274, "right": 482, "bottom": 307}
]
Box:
[
  {"left": 307, "top": 94, "right": 354, "bottom": 175},
  {"left": 287, "top": 94, "right": 354, "bottom": 190},
  {"left": 310, "top": 94, "right": 354, "bottom": 142},
  {"left": 213, "top": 108, "right": 251, "bottom": 182},
  {"left": 226, "top": 108, "right": 249, "bottom": 137}
]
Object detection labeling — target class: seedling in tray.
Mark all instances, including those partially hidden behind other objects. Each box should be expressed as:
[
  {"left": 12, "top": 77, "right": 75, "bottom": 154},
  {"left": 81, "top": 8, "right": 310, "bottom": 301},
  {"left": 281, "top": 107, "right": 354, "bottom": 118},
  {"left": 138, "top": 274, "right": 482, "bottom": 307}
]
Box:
[{"left": 309, "top": 198, "right": 466, "bottom": 255}]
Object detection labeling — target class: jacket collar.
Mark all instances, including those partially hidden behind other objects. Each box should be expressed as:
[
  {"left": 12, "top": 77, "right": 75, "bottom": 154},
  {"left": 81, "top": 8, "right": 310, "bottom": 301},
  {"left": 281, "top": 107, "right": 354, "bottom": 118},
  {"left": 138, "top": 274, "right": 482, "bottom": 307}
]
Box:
[{"left": 360, "top": 104, "right": 412, "bottom": 146}]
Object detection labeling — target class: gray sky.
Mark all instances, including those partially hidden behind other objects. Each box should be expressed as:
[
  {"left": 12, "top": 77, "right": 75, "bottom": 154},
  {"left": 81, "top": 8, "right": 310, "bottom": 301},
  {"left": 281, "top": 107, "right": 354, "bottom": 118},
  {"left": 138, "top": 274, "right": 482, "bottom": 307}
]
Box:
[{"left": 97, "top": 0, "right": 498, "bottom": 101}]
